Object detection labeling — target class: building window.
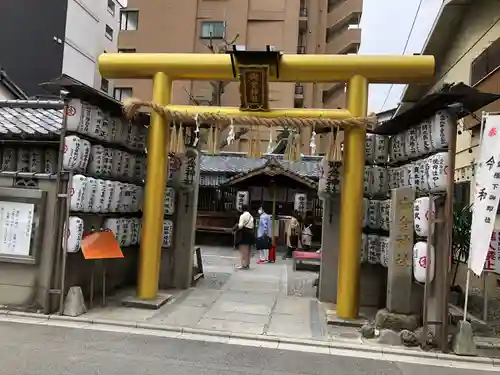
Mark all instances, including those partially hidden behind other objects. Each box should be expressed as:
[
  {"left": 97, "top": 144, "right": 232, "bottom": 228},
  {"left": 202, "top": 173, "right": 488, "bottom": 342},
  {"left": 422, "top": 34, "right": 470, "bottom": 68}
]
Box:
[
  {"left": 200, "top": 21, "right": 225, "bottom": 39},
  {"left": 107, "top": 0, "right": 115, "bottom": 16},
  {"left": 105, "top": 25, "right": 113, "bottom": 41},
  {"left": 471, "top": 37, "right": 500, "bottom": 86},
  {"left": 101, "top": 78, "right": 110, "bottom": 93},
  {"left": 120, "top": 10, "right": 139, "bottom": 31},
  {"left": 118, "top": 48, "right": 137, "bottom": 53},
  {"left": 114, "top": 87, "right": 132, "bottom": 101}
]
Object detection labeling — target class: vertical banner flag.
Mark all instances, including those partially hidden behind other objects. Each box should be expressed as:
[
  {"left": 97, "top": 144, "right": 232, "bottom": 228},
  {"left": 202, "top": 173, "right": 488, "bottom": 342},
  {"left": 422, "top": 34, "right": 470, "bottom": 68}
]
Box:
[{"left": 470, "top": 114, "right": 500, "bottom": 275}]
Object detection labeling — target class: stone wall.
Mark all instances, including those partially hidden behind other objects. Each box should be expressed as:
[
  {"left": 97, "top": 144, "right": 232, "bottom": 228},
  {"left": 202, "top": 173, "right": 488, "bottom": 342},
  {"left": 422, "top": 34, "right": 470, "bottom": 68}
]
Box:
[{"left": 0, "top": 175, "right": 59, "bottom": 311}]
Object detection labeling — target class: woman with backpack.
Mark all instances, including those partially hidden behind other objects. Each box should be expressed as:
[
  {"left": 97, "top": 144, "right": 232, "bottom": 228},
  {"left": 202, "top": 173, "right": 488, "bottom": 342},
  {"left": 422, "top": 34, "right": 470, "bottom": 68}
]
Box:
[{"left": 233, "top": 204, "right": 255, "bottom": 269}]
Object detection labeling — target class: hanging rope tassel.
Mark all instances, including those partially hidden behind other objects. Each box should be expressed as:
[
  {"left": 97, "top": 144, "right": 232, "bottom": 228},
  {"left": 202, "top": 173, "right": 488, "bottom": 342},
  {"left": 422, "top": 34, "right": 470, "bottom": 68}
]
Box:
[
  {"left": 284, "top": 132, "right": 294, "bottom": 161},
  {"left": 326, "top": 126, "right": 334, "bottom": 162},
  {"left": 332, "top": 125, "right": 342, "bottom": 162},
  {"left": 247, "top": 125, "right": 253, "bottom": 158},
  {"left": 266, "top": 126, "right": 274, "bottom": 154},
  {"left": 170, "top": 122, "right": 178, "bottom": 153},
  {"left": 176, "top": 122, "right": 185, "bottom": 154},
  {"left": 212, "top": 125, "right": 219, "bottom": 155},
  {"left": 251, "top": 130, "right": 258, "bottom": 159},
  {"left": 207, "top": 126, "right": 214, "bottom": 155},
  {"left": 257, "top": 126, "right": 262, "bottom": 158},
  {"left": 294, "top": 132, "right": 301, "bottom": 162}
]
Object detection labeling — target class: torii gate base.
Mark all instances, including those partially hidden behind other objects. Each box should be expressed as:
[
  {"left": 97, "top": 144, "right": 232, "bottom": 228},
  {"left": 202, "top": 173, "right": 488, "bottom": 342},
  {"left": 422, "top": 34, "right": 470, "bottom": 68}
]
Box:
[{"left": 99, "top": 53, "right": 435, "bottom": 319}]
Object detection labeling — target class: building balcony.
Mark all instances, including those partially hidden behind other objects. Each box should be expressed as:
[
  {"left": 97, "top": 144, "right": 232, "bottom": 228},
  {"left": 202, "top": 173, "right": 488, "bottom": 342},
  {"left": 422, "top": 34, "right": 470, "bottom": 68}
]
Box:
[
  {"left": 299, "top": 7, "right": 308, "bottom": 31},
  {"left": 463, "top": 66, "right": 500, "bottom": 130},
  {"left": 322, "top": 82, "right": 346, "bottom": 109},
  {"left": 326, "top": 27, "right": 361, "bottom": 54},
  {"left": 327, "top": 0, "right": 362, "bottom": 32},
  {"left": 297, "top": 45, "right": 306, "bottom": 54}
]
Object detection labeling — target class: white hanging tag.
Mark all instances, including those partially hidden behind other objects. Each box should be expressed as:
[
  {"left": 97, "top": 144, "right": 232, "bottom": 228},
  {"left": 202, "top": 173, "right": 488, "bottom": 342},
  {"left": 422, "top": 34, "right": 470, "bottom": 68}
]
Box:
[
  {"left": 193, "top": 114, "right": 200, "bottom": 147},
  {"left": 310, "top": 130, "right": 317, "bottom": 155},
  {"left": 266, "top": 127, "right": 274, "bottom": 154},
  {"left": 227, "top": 119, "right": 235, "bottom": 145}
]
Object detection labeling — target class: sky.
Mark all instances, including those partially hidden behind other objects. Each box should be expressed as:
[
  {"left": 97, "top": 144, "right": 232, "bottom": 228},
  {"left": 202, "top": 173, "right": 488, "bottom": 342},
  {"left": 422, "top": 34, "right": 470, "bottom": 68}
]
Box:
[{"left": 359, "top": 0, "right": 444, "bottom": 113}]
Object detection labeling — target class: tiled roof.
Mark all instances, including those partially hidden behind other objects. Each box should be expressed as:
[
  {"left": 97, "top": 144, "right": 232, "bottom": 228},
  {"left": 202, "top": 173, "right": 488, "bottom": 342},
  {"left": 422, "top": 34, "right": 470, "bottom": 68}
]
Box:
[
  {"left": 0, "top": 102, "right": 322, "bottom": 178},
  {"left": 223, "top": 157, "right": 318, "bottom": 189},
  {"left": 0, "top": 100, "right": 64, "bottom": 137},
  {"left": 200, "top": 152, "right": 322, "bottom": 178}
]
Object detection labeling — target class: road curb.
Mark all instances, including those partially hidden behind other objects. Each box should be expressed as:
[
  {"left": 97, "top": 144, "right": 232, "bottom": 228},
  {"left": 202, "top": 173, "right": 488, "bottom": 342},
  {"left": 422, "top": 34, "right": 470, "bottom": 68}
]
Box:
[{"left": 0, "top": 309, "right": 496, "bottom": 365}]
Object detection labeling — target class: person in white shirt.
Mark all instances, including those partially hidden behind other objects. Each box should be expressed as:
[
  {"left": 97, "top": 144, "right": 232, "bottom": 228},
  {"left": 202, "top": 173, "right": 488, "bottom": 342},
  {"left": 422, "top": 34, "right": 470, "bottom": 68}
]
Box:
[{"left": 233, "top": 204, "right": 255, "bottom": 269}]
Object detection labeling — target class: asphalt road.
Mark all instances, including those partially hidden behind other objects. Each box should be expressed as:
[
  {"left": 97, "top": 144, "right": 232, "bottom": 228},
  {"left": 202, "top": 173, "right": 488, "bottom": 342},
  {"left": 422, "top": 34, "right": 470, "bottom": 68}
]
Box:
[{"left": 0, "top": 321, "right": 493, "bottom": 375}]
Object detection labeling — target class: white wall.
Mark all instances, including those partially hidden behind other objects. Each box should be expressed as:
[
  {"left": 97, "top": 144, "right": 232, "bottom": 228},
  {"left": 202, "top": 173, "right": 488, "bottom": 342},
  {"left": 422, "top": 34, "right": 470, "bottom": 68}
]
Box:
[
  {"left": 426, "top": 0, "right": 500, "bottom": 170},
  {"left": 62, "top": 0, "right": 123, "bottom": 93},
  {"left": 93, "top": 0, "right": 123, "bottom": 92},
  {"left": 428, "top": 1, "right": 500, "bottom": 232}
]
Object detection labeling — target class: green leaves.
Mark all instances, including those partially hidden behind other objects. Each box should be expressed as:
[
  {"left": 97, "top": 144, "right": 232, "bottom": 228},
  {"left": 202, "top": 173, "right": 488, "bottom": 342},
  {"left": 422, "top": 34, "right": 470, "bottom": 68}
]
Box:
[
  {"left": 451, "top": 202, "right": 473, "bottom": 286},
  {"left": 452, "top": 202, "right": 472, "bottom": 264}
]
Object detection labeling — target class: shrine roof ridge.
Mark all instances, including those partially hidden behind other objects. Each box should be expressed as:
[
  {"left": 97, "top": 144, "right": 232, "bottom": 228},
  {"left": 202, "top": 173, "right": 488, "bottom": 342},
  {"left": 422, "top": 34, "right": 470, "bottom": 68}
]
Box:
[{"left": 200, "top": 153, "right": 321, "bottom": 179}]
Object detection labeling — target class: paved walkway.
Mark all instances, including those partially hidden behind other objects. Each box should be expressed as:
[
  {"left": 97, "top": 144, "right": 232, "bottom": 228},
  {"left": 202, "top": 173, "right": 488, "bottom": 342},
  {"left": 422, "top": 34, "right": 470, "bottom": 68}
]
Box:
[
  {"left": 83, "top": 246, "right": 335, "bottom": 341},
  {"left": 59, "top": 245, "right": 500, "bottom": 359}
]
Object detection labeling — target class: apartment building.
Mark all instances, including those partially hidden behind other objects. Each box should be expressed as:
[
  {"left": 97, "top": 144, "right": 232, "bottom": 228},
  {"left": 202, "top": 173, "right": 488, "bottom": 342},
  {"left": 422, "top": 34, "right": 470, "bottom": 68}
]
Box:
[
  {"left": 0, "top": 0, "right": 124, "bottom": 97},
  {"left": 115, "top": 0, "right": 362, "bottom": 153},
  {"left": 398, "top": 0, "right": 500, "bottom": 295}
]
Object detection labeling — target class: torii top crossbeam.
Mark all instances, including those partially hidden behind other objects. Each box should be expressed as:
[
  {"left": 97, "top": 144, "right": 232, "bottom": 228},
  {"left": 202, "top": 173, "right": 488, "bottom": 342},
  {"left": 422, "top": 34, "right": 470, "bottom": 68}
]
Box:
[{"left": 99, "top": 53, "right": 434, "bottom": 84}]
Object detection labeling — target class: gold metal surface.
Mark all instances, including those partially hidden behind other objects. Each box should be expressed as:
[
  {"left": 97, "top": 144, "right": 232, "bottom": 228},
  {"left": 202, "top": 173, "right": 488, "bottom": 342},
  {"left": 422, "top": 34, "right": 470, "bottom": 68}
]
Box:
[
  {"left": 163, "top": 105, "right": 352, "bottom": 120},
  {"left": 336, "top": 75, "right": 368, "bottom": 319},
  {"left": 137, "top": 72, "right": 171, "bottom": 299},
  {"left": 99, "top": 53, "right": 435, "bottom": 84}
]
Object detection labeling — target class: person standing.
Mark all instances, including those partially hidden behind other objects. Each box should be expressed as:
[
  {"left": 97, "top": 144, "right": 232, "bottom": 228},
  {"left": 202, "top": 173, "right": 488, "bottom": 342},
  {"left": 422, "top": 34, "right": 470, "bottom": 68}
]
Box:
[
  {"left": 301, "top": 218, "right": 313, "bottom": 251},
  {"left": 284, "top": 210, "right": 301, "bottom": 259},
  {"left": 256, "top": 207, "right": 272, "bottom": 264},
  {"left": 233, "top": 204, "right": 255, "bottom": 269}
]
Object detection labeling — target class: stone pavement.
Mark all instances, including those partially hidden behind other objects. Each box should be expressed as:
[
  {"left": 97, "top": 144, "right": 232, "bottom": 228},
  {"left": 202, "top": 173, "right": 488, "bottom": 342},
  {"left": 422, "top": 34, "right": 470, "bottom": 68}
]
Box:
[
  {"left": 82, "top": 246, "right": 340, "bottom": 342},
  {"left": 52, "top": 245, "right": 500, "bottom": 361},
  {"left": 2, "top": 245, "right": 500, "bottom": 365}
]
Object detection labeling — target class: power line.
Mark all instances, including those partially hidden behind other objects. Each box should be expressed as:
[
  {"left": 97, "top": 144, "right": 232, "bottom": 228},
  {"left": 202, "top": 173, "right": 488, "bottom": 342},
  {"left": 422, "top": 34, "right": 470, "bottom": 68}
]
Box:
[{"left": 379, "top": 0, "right": 424, "bottom": 112}]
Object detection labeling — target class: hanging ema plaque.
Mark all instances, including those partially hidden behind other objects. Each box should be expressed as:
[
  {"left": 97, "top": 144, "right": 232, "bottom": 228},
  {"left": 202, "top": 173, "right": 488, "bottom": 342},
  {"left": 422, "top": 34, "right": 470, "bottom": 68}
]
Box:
[{"left": 238, "top": 65, "right": 270, "bottom": 111}]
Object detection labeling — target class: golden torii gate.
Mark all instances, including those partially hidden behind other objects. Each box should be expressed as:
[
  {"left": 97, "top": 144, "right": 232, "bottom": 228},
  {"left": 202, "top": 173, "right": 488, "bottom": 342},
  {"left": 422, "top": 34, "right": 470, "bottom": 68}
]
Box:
[{"left": 99, "top": 52, "right": 434, "bottom": 319}]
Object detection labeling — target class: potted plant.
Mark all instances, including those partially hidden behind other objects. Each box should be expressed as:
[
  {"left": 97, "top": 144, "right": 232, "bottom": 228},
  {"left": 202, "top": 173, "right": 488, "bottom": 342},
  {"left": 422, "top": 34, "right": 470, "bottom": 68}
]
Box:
[{"left": 449, "top": 202, "right": 473, "bottom": 302}]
